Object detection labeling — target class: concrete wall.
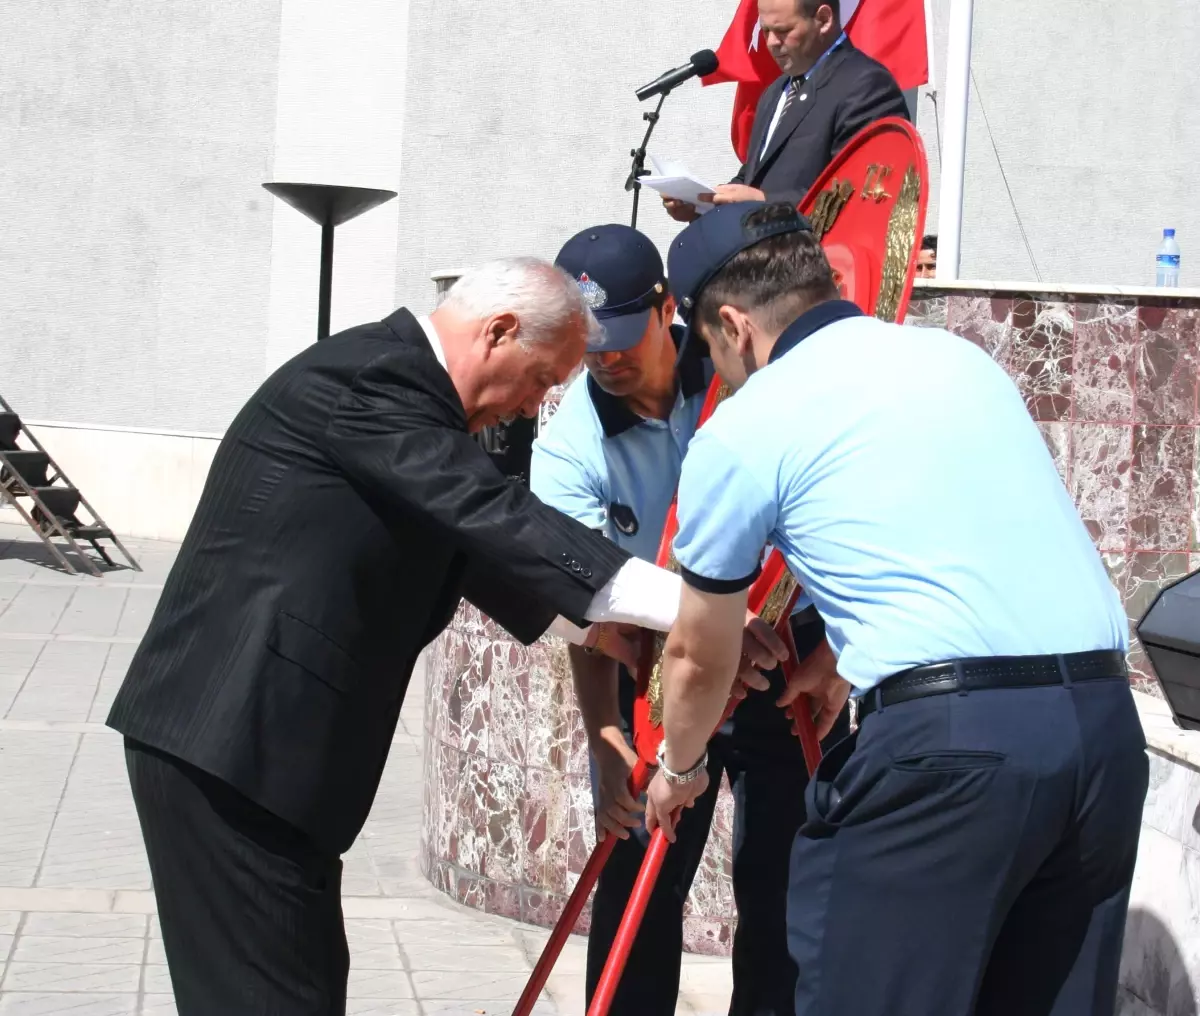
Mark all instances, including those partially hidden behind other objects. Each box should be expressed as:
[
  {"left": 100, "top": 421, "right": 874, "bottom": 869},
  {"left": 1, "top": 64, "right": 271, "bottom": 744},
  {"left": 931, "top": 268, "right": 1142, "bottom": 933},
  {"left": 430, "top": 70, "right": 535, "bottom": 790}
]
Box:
[
  {"left": 0, "top": 0, "right": 284, "bottom": 435},
  {"left": 0, "top": 0, "right": 411, "bottom": 538},
  {"left": 392, "top": 0, "right": 747, "bottom": 315},
  {"left": 916, "top": 0, "right": 1200, "bottom": 287}
]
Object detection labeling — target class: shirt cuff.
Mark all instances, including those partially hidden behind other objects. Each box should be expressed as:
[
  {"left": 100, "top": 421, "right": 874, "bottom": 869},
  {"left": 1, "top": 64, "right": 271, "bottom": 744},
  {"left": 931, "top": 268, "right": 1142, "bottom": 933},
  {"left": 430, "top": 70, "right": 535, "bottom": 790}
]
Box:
[
  {"left": 679, "top": 564, "right": 761, "bottom": 595},
  {"left": 583, "top": 557, "right": 682, "bottom": 632},
  {"left": 546, "top": 616, "right": 591, "bottom": 645}
]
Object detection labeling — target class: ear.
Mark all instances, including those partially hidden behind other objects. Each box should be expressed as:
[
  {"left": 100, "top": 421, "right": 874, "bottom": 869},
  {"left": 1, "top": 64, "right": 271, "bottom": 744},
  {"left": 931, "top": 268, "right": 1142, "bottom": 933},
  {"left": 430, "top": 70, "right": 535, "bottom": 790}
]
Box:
[
  {"left": 816, "top": 3, "right": 837, "bottom": 30},
  {"left": 483, "top": 311, "right": 520, "bottom": 350},
  {"left": 660, "top": 293, "right": 678, "bottom": 323},
  {"left": 717, "top": 304, "right": 754, "bottom": 357}
]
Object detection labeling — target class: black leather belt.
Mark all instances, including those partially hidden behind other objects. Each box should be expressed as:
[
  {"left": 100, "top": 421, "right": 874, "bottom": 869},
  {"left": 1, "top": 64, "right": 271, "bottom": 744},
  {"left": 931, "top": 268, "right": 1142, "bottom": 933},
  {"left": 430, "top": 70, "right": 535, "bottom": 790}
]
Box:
[{"left": 858, "top": 649, "right": 1128, "bottom": 720}]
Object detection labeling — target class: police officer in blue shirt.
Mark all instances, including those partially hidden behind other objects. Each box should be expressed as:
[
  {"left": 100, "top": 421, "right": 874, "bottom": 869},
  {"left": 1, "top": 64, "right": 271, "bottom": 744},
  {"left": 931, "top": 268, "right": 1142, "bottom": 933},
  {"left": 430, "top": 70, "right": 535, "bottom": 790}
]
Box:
[
  {"left": 643, "top": 202, "right": 1149, "bottom": 1016},
  {"left": 532, "top": 224, "right": 848, "bottom": 1016}
]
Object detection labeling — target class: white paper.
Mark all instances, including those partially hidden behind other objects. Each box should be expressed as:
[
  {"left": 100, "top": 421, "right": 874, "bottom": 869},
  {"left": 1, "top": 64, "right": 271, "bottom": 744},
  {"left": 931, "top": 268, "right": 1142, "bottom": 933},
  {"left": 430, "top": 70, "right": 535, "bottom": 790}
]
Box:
[{"left": 638, "top": 155, "right": 716, "bottom": 212}]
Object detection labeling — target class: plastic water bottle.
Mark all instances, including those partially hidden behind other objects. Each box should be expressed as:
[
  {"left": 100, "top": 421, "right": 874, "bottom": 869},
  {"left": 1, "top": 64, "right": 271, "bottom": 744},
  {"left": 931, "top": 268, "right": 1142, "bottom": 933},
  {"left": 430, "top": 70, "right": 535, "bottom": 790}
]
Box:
[{"left": 1156, "top": 229, "right": 1181, "bottom": 287}]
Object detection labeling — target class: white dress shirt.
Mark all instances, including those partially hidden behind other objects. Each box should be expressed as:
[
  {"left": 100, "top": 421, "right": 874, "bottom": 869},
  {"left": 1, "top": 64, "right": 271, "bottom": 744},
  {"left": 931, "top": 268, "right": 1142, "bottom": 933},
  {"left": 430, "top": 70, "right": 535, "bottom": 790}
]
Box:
[{"left": 414, "top": 315, "right": 681, "bottom": 642}]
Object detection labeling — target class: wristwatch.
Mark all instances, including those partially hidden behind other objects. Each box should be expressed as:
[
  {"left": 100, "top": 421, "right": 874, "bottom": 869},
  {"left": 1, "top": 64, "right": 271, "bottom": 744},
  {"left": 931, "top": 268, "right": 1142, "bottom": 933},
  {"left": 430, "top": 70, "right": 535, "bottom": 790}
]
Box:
[{"left": 655, "top": 741, "right": 708, "bottom": 785}]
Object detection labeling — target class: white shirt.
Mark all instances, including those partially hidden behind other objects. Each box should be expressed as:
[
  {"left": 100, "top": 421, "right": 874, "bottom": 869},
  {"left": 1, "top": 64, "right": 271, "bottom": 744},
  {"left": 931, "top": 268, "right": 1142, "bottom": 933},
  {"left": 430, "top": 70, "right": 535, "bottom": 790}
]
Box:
[
  {"left": 414, "top": 313, "right": 681, "bottom": 643},
  {"left": 418, "top": 316, "right": 448, "bottom": 370}
]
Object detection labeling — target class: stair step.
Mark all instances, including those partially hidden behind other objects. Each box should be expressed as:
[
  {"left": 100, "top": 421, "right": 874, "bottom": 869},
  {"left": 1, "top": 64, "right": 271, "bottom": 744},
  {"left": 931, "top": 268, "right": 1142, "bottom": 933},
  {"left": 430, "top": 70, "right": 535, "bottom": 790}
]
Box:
[
  {"left": 1, "top": 450, "right": 51, "bottom": 488},
  {"left": 70, "top": 524, "right": 113, "bottom": 541},
  {"left": 31, "top": 486, "right": 82, "bottom": 522},
  {"left": 0, "top": 412, "right": 19, "bottom": 451}
]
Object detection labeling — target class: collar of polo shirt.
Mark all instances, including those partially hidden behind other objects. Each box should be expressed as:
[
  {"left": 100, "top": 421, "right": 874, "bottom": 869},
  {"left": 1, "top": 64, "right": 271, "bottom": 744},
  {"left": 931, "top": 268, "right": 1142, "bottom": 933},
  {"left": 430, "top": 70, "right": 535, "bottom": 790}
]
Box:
[
  {"left": 587, "top": 325, "right": 710, "bottom": 438},
  {"left": 767, "top": 300, "right": 864, "bottom": 365}
]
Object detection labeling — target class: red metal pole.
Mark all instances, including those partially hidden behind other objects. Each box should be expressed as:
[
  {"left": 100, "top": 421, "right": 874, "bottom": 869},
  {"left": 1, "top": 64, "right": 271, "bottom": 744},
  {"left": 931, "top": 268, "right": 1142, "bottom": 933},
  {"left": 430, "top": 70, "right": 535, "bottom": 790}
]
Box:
[
  {"left": 515, "top": 594, "right": 828, "bottom": 1016},
  {"left": 581, "top": 613, "right": 825, "bottom": 1016},
  {"left": 779, "top": 621, "right": 824, "bottom": 775},
  {"left": 585, "top": 825, "right": 672, "bottom": 1016},
  {"left": 510, "top": 759, "right": 654, "bottom": 1016}
]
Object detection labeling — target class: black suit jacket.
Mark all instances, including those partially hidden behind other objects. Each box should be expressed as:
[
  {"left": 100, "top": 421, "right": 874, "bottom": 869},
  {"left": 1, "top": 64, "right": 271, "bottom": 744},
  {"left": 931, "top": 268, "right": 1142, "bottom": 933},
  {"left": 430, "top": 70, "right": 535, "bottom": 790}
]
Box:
[
  {"left": 732, "top": 41, "right": 910, "bottom": 208},
  {"left": 108, "top": 308, "right": 629, "bottom": 854}
]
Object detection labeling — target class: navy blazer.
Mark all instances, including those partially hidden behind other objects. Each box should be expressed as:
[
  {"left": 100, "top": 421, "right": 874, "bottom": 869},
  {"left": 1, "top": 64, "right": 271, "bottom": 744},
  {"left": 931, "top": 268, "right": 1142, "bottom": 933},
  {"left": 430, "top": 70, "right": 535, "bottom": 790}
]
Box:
[{"left": 732, "top": 40, "right": 910, "bottom": 208}]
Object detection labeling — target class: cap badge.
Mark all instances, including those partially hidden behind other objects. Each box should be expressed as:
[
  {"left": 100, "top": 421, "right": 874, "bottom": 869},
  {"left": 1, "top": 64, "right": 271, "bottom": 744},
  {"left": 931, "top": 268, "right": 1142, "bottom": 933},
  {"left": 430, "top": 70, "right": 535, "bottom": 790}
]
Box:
[{"left": 577, "top": 272, "right": 608, "bottom": 310}]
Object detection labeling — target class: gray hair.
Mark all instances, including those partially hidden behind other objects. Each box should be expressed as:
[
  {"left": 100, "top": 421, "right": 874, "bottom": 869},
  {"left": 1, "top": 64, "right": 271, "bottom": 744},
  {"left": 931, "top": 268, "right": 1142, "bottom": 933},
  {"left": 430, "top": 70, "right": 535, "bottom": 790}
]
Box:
[{"left": 442, "top": 256, "right": 603, "bottom": 350}]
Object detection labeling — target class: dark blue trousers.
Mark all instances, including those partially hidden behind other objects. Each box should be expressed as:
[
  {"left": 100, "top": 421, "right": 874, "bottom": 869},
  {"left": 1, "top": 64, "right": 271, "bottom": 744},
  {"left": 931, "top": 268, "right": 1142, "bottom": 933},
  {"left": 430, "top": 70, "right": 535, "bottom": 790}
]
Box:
[
  {"left": 787, "top": 677, "right": 1149, "bottom": 1016},
  {"left": 586, "top": 620, "right": 849, "bottom": 1016}
]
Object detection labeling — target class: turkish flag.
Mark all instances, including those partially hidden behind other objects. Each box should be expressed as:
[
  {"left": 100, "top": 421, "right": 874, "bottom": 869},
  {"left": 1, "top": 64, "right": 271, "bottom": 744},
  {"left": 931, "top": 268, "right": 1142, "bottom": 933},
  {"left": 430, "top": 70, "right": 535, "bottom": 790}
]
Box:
[
  {"left": 704, "top": 0, "right": 929, "bottom": 161},
  {"left": 701, "top": 0, "right": 781, "bottom": 161},
  {"left": 843, "top": 0, "right": 929, "bottom": 91}
]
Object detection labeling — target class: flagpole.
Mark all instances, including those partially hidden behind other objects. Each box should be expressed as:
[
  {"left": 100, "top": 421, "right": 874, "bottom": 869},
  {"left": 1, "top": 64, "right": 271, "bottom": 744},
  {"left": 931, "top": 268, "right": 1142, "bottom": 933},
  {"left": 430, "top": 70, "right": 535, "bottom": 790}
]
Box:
[{"left": 935, "top": 0, "right": 973, "bottom": 281}]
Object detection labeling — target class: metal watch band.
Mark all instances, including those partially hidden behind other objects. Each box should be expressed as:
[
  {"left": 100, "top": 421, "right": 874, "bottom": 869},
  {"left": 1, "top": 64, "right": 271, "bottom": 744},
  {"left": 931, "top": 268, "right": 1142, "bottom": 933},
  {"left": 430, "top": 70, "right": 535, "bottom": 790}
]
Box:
[{"left": 655, "top": 742, "right": 708, "bottom": 785}]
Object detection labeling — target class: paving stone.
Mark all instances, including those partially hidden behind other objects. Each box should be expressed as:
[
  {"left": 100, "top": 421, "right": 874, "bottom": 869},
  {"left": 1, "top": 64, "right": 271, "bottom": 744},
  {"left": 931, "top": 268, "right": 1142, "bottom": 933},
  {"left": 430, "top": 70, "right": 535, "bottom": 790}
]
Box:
[
  {"left": 1, "top": 964, "right": 141, "bottom": 993},
  {"left": 0, "top": 588, "right": 74, "bottom": 636},
  {"left": 0, "top": 641, "right": 44, "bottom": 680},
  {"left": 345, "top": 1002, "right": 419, "bottom": 1015},
  {"left": 403, "top": 944, "right": 530, "bottom": 973},
  {"left": 346, "top": 967, "right": 416, "bottom": 999},
  {"left": 0, "top": 584, "right": 25, "bottom": 617},
  {"left": 137, "top": 995, "right": 176, "bottom": 1016},
  {"left": 18, "top": 916, "right": 145, "bottom": 940},
  {"left": 10, "top": 938, "right": 145, "bottom": 965},
  {"left": 36, "top": 735, "right": 149, "bottom": 891},
  {"left": 6, "top": 643, "right": 108, "bottom": 723},
  {"left": 139, "top": 966, "right": 171, "bottom": 995},
  {"left": 0, "top": 994, "right": 139, "bottom": 1015},
  {"left": 113, "top": 592, "right": 158, "bottom": 642},
  {"left": 420, "top": 1003, "right": 556, "bottom": 1016},
  {"left": 53, "top": 590, "right": 129, "bottom": 639},
  {"left": 411, "top": 969, "right": 540, "bottom": 1000},
  {"left": 0, "top": 733, "right": 78, "bottom": 886}
]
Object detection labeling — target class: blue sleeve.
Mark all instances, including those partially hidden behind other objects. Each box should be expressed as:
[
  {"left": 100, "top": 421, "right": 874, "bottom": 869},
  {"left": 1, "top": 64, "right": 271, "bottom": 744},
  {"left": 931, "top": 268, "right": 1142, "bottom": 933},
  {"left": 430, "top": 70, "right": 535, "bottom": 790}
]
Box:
[
  {"left": 530, "top": 430, "right": 608, "bottom": 532},
  {"left": 673, "top": 428, "right": 777, "bottom": 593}
]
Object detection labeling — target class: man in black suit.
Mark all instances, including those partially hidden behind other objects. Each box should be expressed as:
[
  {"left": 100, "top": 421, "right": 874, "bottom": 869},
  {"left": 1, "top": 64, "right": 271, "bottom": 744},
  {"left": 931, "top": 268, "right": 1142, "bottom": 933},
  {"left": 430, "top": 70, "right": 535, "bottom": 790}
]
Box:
[
  {"left": 664, "top": 0, "right": 909, "bottom": 222},
  {"left": 108, "top": 256, "right": 787, "bottom": 1015}
]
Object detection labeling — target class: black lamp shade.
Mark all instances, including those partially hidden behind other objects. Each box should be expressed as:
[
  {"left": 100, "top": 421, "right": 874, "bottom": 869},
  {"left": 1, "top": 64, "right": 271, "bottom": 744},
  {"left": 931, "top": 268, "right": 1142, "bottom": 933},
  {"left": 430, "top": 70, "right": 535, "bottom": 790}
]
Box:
[
  {"left": 1137, "top": 567, "right": 1200, "bottom": 730},
  {"left": 261, "top": 183, "right": 396, "bottom": 227}
]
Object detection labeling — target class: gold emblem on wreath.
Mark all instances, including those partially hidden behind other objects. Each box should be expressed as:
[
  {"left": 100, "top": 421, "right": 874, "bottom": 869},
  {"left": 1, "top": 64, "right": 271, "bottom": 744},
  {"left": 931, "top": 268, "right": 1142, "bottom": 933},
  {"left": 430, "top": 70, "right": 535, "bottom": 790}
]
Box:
[
  {"left": 874, "top": 165, "right": 921, "bottom": 324},
  {"left": 759, "top": 571, "right": 799, "bottom": 627},
  {"left": 646, "top": 546, "right": 683, "bottom": 726},
  {"left": 645, "top": 565, "right": 799, "bottom": 728},
  {"left": 810, "top": 179, "right": 854, "bottom": 240}
]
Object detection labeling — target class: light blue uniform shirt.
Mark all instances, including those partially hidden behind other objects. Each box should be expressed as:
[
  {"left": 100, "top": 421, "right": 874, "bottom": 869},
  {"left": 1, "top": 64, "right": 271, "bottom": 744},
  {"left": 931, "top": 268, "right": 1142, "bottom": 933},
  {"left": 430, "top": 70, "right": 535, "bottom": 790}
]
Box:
[
  {"left": 673, "top": 302, "right": 1128, "bottom": 694},
  {"left": 530, "top": 335, "right": 713, "bottom": 564}
]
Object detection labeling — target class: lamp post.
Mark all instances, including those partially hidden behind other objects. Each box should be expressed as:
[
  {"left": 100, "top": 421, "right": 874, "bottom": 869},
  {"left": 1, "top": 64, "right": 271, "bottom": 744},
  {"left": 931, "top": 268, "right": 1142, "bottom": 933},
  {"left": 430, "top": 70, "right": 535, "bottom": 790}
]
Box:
[{"left": 262, "top": 182, "right": 398, "bottom": 340}]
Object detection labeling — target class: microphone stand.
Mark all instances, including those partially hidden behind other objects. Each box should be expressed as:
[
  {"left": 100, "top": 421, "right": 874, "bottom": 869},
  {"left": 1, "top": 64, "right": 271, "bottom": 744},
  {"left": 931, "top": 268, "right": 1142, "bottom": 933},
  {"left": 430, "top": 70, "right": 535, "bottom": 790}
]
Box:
[{"left": 625, "top": 89, "right": 670, "bottom": 230}]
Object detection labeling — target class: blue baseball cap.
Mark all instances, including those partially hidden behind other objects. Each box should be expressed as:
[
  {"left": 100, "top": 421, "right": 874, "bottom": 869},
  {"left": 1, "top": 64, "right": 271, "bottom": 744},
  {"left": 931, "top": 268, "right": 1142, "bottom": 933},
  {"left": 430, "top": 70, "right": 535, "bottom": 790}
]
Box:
[
  {"left": 667, "top": 201, "right": 814, "bottom": 354},
  {"left": 556, "top": 224, "right": 668, "bottom": 354}
]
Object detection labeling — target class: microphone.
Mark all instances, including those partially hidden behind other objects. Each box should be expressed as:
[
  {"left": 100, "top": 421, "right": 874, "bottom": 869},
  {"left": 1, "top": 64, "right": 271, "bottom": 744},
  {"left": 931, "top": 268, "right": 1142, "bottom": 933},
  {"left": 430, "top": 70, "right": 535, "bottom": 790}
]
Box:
[{"left": 635, "top": 50, "right": 719, "bottom": 102}]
